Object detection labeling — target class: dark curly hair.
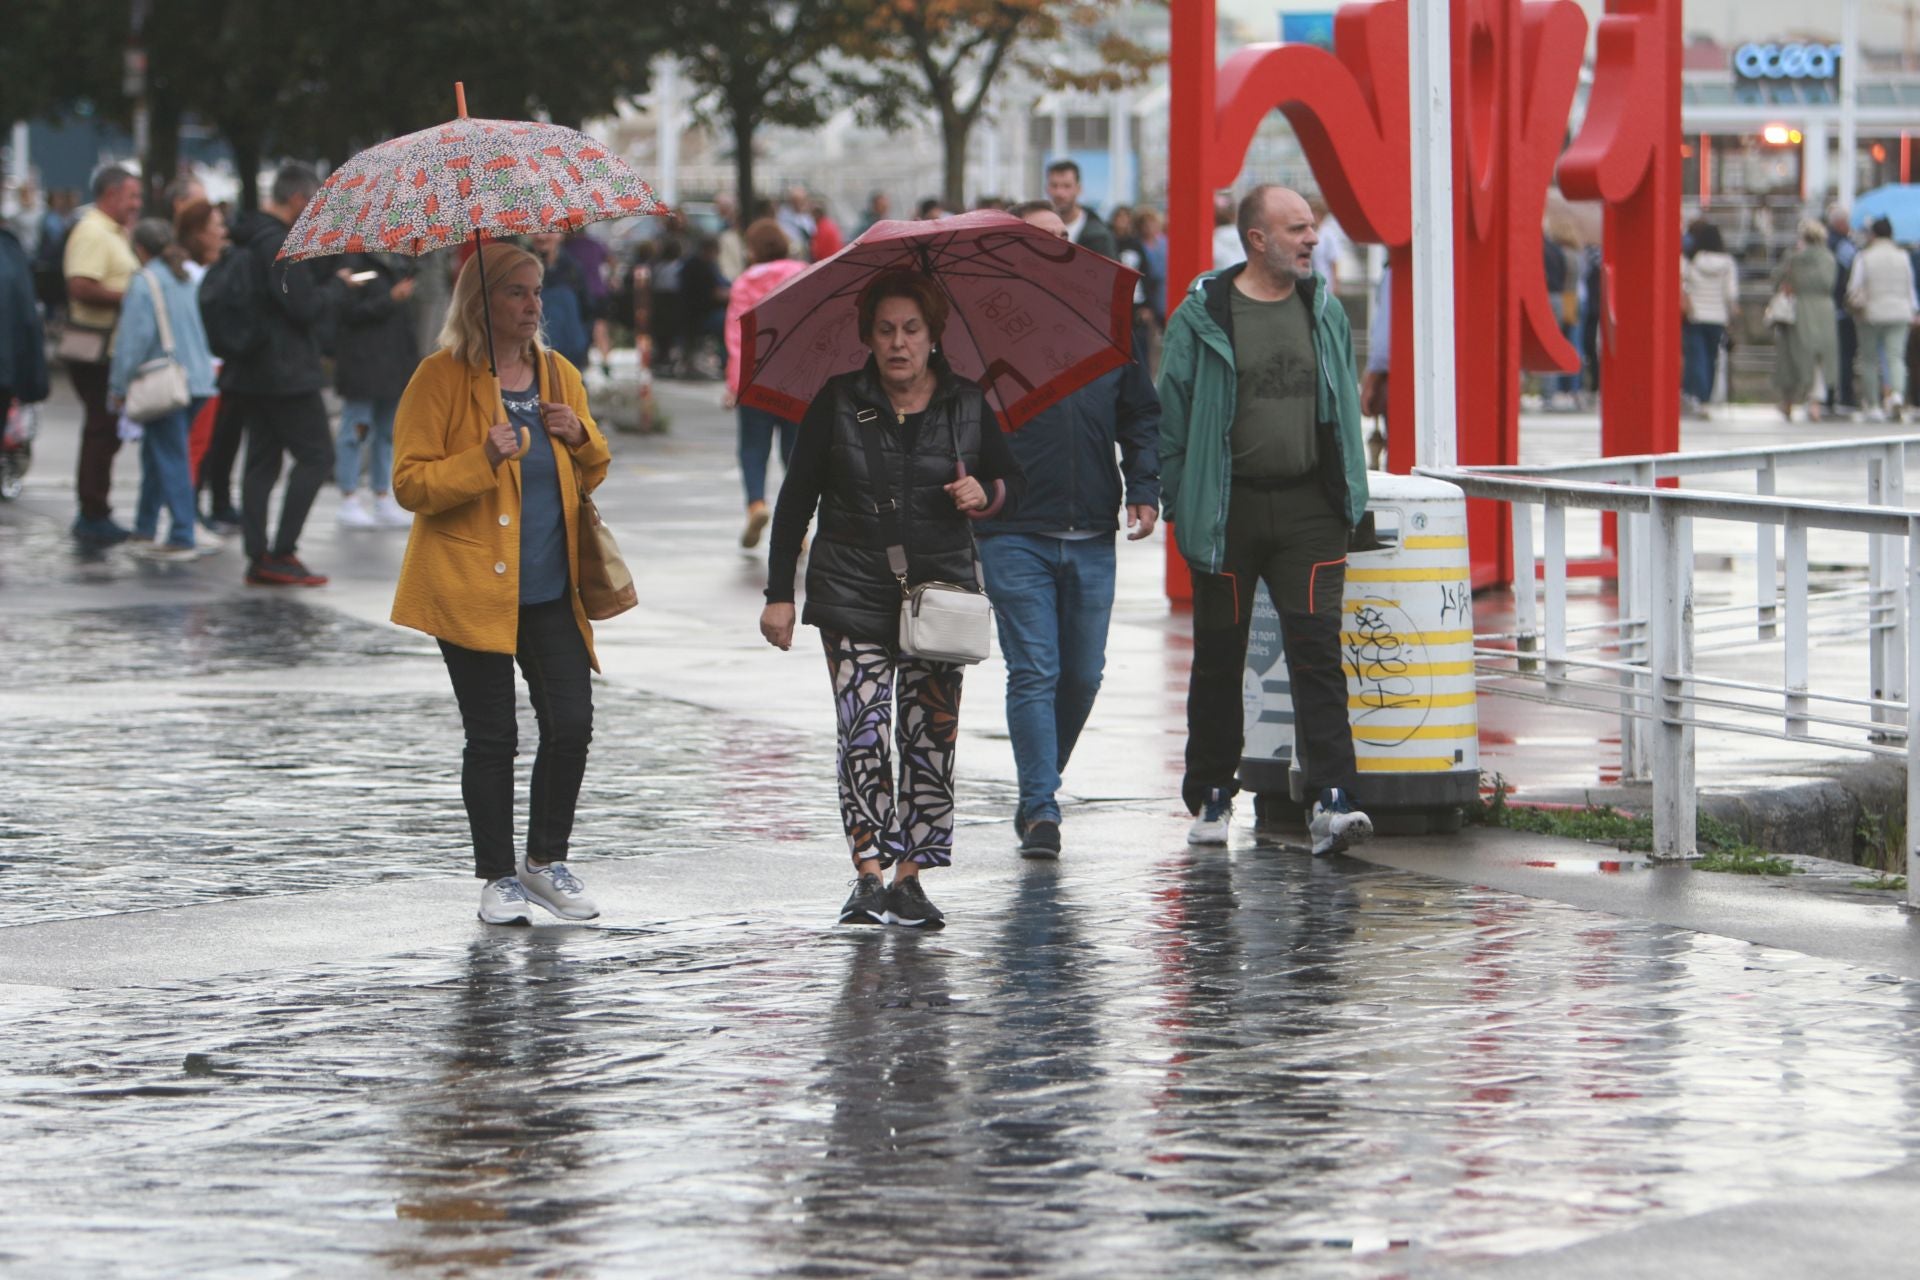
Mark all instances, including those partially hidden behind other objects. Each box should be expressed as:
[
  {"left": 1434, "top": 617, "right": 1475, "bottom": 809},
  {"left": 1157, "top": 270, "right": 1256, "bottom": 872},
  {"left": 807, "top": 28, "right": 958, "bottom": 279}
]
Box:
[{"left": 855, "top": 269, "right": 948, "bottom": 345}]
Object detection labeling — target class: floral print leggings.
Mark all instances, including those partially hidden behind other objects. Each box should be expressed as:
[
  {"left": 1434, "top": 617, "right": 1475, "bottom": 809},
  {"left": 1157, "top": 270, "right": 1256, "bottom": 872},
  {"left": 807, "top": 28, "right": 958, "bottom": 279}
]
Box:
[{"left": 821, "top": 631, "right": 964, "bottom": 870}]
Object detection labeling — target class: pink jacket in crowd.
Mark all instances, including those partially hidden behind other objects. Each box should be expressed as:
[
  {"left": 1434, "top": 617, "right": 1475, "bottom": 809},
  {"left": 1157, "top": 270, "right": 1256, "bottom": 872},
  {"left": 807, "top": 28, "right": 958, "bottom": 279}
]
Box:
[{"left": 726, "top": 259, "right": 809, "bottom": 397}]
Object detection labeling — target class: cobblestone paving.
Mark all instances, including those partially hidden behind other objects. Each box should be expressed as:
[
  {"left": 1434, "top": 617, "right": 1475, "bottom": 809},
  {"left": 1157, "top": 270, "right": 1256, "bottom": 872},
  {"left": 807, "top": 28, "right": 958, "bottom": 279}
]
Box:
[
  {"left": 2, "top": 599, "right": 1018, "bottom": 927},
  {"left": 6, "top": 854, "right": 1919, "bottom": 1277}
]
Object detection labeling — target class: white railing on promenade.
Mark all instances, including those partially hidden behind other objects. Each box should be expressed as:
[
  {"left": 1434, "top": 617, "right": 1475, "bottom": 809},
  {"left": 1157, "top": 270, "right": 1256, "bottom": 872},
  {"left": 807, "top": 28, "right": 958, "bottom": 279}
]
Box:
[{"left": 1418, "top": 435, "right": 1918, "bottom": 909}]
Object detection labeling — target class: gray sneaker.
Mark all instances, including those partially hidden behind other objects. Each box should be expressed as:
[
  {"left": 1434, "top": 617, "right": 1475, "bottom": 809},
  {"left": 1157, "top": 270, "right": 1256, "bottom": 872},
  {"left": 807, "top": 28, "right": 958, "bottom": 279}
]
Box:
[
  {"left": 1309, "top": 788, "right": 1374, "bottom": 857},
  {"left": 478, "top": 876, "right": 533, "bottom": 925},
  {"left": 517, "top": 858, "right": 600, "bottom": 920}
]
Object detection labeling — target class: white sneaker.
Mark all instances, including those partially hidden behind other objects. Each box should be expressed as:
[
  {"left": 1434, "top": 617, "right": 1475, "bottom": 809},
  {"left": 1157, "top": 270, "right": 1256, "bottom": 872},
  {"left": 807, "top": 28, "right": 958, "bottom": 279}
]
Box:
[
  {"left": 135, "top": 541, "right": 198, "bottom": 563},
  {"left": 1186, "top": 788, "right": 1233, "bottom": 845},
  {"left": 518, "top": 857, "right": 600, "bottom": 920},
  {"left": 478, "top": 876, "right": 533, "bottom": 925},
  {"left": 193, "top": 529, "right": 224, "bottom": 557},
  {"left": 374, "top": 493, "right": 411, "bottom": 527},
  {"left": 1309, "top": 788, "right": 1374, "bottom": 857},
  {"left": 336, "top": 491, "right": 379, "bottom": 528}
]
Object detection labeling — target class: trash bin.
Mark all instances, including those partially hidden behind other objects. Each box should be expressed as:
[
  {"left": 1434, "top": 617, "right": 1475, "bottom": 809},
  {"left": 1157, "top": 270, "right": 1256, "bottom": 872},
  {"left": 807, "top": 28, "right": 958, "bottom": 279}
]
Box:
[{"left": 1240, "top": 472, "right": 1480, "bottom": 833}]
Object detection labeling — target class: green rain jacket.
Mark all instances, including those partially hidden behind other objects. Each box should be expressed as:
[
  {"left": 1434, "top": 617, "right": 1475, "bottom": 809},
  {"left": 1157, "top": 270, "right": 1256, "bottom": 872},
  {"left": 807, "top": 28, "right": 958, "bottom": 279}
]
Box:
[{"left": 1156, "top": 264, "right": 1370, "bottom": 574}]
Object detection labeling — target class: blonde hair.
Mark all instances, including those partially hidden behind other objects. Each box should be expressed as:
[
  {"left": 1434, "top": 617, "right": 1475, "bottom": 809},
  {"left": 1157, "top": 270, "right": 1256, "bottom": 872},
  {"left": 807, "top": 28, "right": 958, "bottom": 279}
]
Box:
[
  {"left": 439, "top": 244, "right": 546, "bottom": 368},
  {"left": 1800, "top": 218, "right": 1827, "bottom": 246}
]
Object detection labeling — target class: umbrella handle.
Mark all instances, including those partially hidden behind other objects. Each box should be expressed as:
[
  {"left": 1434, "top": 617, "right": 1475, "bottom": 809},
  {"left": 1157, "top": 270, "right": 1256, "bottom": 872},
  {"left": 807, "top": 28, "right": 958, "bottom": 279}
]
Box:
[{"left": 952, "top": 459, "right": 1005, "bottom": 520}]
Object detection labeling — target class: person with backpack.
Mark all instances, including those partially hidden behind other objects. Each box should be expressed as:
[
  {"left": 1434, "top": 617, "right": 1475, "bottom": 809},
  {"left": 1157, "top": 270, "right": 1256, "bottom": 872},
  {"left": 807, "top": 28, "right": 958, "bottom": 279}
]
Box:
[
  {"left": 332, "top": 253, "right": 419, "bottom": 529},
  {"left": 202, "top": 163, "right": 344, "bottom": 586}
]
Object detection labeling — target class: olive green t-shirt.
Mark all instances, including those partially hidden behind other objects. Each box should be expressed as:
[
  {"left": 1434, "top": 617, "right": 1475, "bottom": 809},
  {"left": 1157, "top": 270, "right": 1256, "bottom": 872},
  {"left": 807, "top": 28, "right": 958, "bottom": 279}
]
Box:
[{"left": 1229, "top": 286, "right": 1319, "bottom": 480}]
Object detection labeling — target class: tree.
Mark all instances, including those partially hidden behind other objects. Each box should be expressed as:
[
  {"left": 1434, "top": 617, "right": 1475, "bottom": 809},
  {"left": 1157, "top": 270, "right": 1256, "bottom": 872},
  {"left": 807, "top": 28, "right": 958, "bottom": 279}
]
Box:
[
  {"left": 655, "top": 0, "right": 864, "bottom": 223},
  {"left": 837, "top": 0, "right": 1159, "bottom": 209}
]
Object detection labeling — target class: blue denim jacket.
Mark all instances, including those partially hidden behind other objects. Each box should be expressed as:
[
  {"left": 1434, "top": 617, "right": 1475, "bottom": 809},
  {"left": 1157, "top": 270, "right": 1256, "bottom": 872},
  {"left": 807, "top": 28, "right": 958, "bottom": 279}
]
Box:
[{"left": 109, "top": 264, "right": 217, "bottom": 401}]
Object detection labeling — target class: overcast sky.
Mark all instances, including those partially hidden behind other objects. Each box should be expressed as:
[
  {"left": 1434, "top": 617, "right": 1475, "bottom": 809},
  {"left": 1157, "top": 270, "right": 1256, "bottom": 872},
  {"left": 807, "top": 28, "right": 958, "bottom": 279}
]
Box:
[{"left": 1219, "top": 2, "right": 1917, "bottom": 50}]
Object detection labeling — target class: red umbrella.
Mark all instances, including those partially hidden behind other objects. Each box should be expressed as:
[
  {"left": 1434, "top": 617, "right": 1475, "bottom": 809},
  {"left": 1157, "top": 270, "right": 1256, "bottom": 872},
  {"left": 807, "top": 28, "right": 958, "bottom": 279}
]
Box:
[
  {"left": 278, "top": 83, "right": 664, "bottom": 374},
  {"left": 737, "top": 210, "right": 1138, "bottom": 428}
]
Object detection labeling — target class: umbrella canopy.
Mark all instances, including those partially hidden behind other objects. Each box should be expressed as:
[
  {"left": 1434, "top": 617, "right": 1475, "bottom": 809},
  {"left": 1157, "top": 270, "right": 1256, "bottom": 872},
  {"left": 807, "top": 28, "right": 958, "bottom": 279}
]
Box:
[
  {"left": 1853, "top": 185, "right": 1920, "bottom": 244},
  {"left": 279, "top": 115, "right": 663, "bottom": 263},
  {"left": 738, "top": 210, "right": 1139, "bottom": 428}
]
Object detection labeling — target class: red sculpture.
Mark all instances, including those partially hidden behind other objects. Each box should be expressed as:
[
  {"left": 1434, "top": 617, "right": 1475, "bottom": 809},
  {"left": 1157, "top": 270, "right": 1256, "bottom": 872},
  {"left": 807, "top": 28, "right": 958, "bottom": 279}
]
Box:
[{"left": 1167, "top": 0, "right": 1680, "bottom": 592}]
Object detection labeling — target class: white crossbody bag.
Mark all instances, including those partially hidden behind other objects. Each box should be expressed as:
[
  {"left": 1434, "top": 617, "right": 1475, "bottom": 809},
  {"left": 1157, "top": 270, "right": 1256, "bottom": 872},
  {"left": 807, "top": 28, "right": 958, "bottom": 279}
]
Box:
[
  {"left": 855, "top": 405, "right": 994, "bottom": 665},
  {"left": 123, "top": 267, "right": 192, "bottom": 423}
]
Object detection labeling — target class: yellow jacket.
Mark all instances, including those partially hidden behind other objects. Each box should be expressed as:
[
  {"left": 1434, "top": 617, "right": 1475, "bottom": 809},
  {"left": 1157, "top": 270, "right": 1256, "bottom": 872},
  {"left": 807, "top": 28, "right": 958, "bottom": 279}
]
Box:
[{"left": 390, "top": 348, "right": 612, "bottom": 669}]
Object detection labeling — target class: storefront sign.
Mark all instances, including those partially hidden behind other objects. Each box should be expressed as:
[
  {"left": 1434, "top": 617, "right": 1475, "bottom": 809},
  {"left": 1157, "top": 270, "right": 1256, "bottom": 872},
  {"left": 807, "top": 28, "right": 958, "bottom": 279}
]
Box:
[{"left": 1734, "top": 42, "right": 1844, "bottom": 81}]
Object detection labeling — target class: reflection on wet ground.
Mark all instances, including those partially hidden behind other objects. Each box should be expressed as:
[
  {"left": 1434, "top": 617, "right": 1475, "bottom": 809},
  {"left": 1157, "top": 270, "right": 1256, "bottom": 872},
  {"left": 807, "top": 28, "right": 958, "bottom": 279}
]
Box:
[
  {"left": 1, "top": 612, "right": 1017, "bottom": 926},
  {"left": 6, "top": 855, "right": 1917, "bottom": 1276}
]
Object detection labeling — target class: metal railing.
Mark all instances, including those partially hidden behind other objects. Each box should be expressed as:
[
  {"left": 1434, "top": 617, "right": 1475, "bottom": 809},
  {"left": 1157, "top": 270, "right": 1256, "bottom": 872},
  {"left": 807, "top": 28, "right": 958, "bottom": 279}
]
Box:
[{"left": 1418, "top": 436, "right": 1918, "bottom": 908}]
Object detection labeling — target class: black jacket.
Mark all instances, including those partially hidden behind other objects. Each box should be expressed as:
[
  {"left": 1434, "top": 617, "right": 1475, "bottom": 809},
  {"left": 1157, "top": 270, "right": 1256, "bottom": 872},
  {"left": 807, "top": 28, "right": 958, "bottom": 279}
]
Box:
[
  {"left": 976, "top": 361, "right": 1159, "bottom": 537},
  {"left": 333, "top": 254, "right": 419, "bottom": 402},
  {"left": 803, "top": 358, "right": 995, "bottom": 643},
  {"left": 0, "top": 227, "right": 48, "bottom": 404},
  {"left": 1074, "top": 209, "right": 1118, "bottom": 260},
  {"left": 219, "top": 209, "right": 341, "bottom": 397}
]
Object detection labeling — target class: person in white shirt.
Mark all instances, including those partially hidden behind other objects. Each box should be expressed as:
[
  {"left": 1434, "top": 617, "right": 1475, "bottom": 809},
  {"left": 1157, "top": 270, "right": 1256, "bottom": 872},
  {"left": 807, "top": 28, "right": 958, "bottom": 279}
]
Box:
[{"left": 1846, "top": 216, "right": 1919, "bottom": 420}]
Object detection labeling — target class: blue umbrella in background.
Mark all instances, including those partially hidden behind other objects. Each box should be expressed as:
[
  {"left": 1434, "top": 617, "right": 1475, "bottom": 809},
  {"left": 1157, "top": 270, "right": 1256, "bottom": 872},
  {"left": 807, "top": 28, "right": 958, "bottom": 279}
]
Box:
[{"left": 1852, "top": 185, "right": 1920, "bottom": 242}]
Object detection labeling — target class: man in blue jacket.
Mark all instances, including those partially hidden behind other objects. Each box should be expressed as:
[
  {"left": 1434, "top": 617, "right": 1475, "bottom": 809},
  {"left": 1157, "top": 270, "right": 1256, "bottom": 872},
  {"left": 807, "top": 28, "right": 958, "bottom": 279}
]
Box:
[
  {"left": 1157, "top": 185, "right": 1373, "bottom": 856},
  {"left": 976, "top": 201, "right": 1162, "bottom": 859}
]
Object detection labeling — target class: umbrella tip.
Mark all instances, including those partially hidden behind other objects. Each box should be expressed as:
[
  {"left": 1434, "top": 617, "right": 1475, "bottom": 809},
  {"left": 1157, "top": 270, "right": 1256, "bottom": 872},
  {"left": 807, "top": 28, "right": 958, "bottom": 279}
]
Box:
[{"left": 455, "top": 82, "right": 468, "bottom": 119}]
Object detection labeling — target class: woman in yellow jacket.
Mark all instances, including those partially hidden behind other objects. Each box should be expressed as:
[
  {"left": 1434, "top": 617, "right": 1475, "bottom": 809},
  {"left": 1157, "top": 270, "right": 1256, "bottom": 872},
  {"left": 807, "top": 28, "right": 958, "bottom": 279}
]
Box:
[{"left": 392, "top": 243, "right": 612, "bottom": 926}]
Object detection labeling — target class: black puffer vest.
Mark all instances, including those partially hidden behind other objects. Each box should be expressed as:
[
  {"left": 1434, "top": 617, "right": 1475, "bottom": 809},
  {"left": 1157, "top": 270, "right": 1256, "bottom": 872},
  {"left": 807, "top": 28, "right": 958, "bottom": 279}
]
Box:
[{"left": 803, "top": 356, "right": 988, "bottom": 644}]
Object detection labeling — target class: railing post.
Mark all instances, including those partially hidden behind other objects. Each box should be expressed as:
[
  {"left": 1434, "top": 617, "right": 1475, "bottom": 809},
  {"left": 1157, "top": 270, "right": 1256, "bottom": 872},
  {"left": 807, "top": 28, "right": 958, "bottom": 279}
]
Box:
[
  {"left": 1544, "top": 500, "right": 1567, "bottom": 691},
  {"left": 1784, "top": 521, "right": 1809, "bottom": 738},
  {"left": 1624, "top": 463, "right": 1658, "bottom": 780},
  {"left": 1649, "top": 494, "right": 1697, "bottom": 860},
  {"left": 1871, "top": 446, "right": 1909, "bottom": 739},
  {"left": 1756, "top": 459, "right": 1778, "bottom": 640},
  {"left": 1617, "top": 497, "right": 1644, "bottom": 780},
  {"left": 1512, "top": 498, "right": 1538, "bottom": 673},
  {"left": 1908, "top": 517, "right": 1919, "bottom": 911}
]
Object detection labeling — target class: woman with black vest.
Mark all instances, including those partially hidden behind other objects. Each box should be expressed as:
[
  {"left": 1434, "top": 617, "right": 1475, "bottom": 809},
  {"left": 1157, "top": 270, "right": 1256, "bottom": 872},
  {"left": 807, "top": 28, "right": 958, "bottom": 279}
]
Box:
[{"left": 759, "top": 270, "right": 1023, "bottom": 929}]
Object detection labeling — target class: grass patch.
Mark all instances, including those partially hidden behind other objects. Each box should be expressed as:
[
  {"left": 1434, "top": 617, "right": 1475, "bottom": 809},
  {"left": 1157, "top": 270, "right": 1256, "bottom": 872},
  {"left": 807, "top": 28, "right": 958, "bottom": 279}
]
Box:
[
  {"left": 1470, "top": 774, "right": 1796, "bottom": 876},
  {"left": 1852, "top": 876, "right": 1909, "bottom": 892}
]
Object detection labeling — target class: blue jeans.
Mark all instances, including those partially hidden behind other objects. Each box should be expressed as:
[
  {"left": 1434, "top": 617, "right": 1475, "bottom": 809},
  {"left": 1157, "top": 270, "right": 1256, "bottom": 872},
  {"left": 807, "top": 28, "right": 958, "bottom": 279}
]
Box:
[
  {"left": 1682, "top": 322, "right": 1724, "bottom": 402},
  {"left": 738, "top": 405, "right": 797, "bottom": 505},
  {"left": 978, "top": 533, "right": 1118, "bottom": 825},
  {"left": 134, "top": 404, "right": 197, "bottom": 547},
  {"left": 337, "top": 397, "right": 397, "bottom": 494}
]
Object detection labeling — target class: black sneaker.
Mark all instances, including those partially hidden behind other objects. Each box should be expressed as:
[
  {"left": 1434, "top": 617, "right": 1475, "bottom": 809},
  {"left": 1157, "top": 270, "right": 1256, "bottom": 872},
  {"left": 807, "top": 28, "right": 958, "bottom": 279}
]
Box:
[
  {"left": 837, "top": 873, "right": 888, "bottom": 926},
  {"left": 1019, "top": 819, "right": 1061, "bottom": 860},
  {"left": 885, "top": 876, "right": 945, "bottom": 929}
]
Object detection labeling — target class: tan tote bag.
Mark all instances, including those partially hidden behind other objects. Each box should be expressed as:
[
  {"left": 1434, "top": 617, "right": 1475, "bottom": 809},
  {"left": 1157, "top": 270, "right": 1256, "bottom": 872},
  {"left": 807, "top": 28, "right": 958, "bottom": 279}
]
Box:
[{"left": 547, "top": 352, "right": 637, "bottom": 620}]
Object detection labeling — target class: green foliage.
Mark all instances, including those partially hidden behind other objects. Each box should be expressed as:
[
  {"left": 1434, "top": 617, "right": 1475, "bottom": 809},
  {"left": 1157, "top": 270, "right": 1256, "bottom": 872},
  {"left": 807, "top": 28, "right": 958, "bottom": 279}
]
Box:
[{"left": 1469, "top": 773, "right": 1797, "bottom": 877}]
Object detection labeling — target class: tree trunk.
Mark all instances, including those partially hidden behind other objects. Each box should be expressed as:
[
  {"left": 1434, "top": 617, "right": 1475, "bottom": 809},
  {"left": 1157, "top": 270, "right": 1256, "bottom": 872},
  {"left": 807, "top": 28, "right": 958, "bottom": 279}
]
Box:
[
  {"left": 730, "top": 106, "right": 757, "bottom": 224},
  {"left": 229, "top": 129, "right": 261, "bottom": 212},
  {"left": 941, "top": 108, "right": 972, "bottom": 211},
  {"left": 146, "top": 90, "right": 182, "bottom": 215}
]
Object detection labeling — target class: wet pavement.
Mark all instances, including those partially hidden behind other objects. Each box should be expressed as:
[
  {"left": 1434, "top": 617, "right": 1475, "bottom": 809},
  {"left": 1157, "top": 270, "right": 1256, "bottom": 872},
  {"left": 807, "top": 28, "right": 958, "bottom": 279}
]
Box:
[{"left": 5, "top": 380, "right": 1920, "bottom": 1275}]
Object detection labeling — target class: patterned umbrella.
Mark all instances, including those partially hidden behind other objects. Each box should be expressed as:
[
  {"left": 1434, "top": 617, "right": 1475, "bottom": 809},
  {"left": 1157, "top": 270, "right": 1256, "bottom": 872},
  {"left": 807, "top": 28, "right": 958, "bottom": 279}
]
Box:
[
  {"left": 278, "top": 83, "right": 663, "bottom": 371},
  {"left": 738, "top": 210, "right": 1138, "bottom": 429}
]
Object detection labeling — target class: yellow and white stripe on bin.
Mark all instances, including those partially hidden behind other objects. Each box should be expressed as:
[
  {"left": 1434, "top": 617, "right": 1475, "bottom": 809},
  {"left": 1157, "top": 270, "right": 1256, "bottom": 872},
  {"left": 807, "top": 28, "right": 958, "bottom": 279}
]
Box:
[{"left": 1239, "top": 473, "right": 1480, "bottom": 832}]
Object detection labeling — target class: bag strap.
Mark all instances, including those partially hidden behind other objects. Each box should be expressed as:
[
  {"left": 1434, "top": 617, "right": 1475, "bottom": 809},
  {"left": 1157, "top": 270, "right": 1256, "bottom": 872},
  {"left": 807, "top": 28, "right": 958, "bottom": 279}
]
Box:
[
  {"left": 546, "top": 349, "right": 593, "bottom": 507},
  {"left": 947, "top": 406, "right": 986, "bottom": 591},
  {"left": 854, "top": 405, "right": 911, "bottom": 592},
  {"left": 144, "top": 266, "right": 176, "bottom": 357}
]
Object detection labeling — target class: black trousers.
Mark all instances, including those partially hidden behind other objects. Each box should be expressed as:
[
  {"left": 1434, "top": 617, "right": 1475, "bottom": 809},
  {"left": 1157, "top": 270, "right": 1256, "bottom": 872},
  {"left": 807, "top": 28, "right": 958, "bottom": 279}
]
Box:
[
  {"left": 1184, "top": 477, "right": 1359, "bottom": 813},
  {"left": 199, "top": 393, "right": 246, "bottom": 517},
  {"left": 68, "top": 359, "right": 120, "bottom": 521},
  {"left": 439, "top": 597, "right": 594, "bottom": 881},
  {"left": 233, "top": 390, "right": 333, "bottom": 562}
]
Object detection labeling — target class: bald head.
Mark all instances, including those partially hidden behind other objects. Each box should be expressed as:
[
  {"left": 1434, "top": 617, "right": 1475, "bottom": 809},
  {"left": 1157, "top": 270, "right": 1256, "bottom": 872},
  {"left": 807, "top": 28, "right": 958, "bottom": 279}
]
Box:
[{"left": 1236, "top": 185, "right": 1318, "bottom": 294}]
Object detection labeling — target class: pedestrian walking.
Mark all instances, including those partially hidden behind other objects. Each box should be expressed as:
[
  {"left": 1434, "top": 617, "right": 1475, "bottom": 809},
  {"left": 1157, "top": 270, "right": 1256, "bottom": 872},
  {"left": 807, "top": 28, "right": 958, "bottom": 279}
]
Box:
[
  {"left": 109, "top": 218, "right": 216, "bottom": 560},
  {"left": 1680, "top": 220, "right": 1739, "bottom": 417},
  {"left": 0, "top": 212, "right": 49, "bottom": 438},
  {"left": 1828, "top": 206, "right": 1860, "bottom": 414},
  {"left": 1846, "top": 216, "right": 1916, "bottom": 422},
  {"left": 530, "top": 232, "right": 593, "bottom": 371},
  {"left": 976, "top": 201, "right": 1161, "bottom": 860},
  {"left": 391, "top": 244, "right": 613, "bottom": 926},
  {"left": 332, "top": 253, "right": 419, "bottom": 529},
  {"left": 758, "top": 269, "right": 1025, "bottom": 929},
  {"left": 854, "top": 191, "right": 891, "bottom": 238},
  {"left": 809, "top": 202, "right": 844, "bottom": 260},
  {"left": 1045, "top": 160, "right": 1117, "bottom": 258},
  {"left": 712, "top": 193, "right": 748, "bottom": 280},
  {"left": 174, "top": 198, "right": 241, "bottom": 532},
  {"left": 214, "top": 164, "right": 344, "bottom": 586},
  {"left": 777, "top": 186, "right": 817, "bottom": 261},
  {"left": 722, "top": 218, "right": 806, "bottom": 548},
  {"left": 647, "top": 237, "right": 686, "bottom": 376},
  {"left": 679, "top": 237, "right": 728, "bottom": 378},
  {"left": 1770, "top": 220, "right": 1839, "bottom": 422},
  {"left": 61, "top": 165, "right": 143, "bottom": 547},
  {"left": 1157, "top": 184, "right": 1375, "bottom": 856}
]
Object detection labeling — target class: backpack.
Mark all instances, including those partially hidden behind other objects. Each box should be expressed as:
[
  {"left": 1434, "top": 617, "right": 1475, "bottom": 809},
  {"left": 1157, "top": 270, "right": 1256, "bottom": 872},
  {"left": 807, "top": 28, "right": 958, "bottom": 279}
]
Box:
[{"left": 198, "top": 243, "right": 268, "bottom": 360}]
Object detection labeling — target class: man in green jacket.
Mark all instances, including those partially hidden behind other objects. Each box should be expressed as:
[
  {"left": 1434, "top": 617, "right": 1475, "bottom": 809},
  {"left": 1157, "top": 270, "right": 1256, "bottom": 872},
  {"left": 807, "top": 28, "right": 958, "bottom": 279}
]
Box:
[{"left": 1158, "top": 184, "right": 1373, "bottom": 856}]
